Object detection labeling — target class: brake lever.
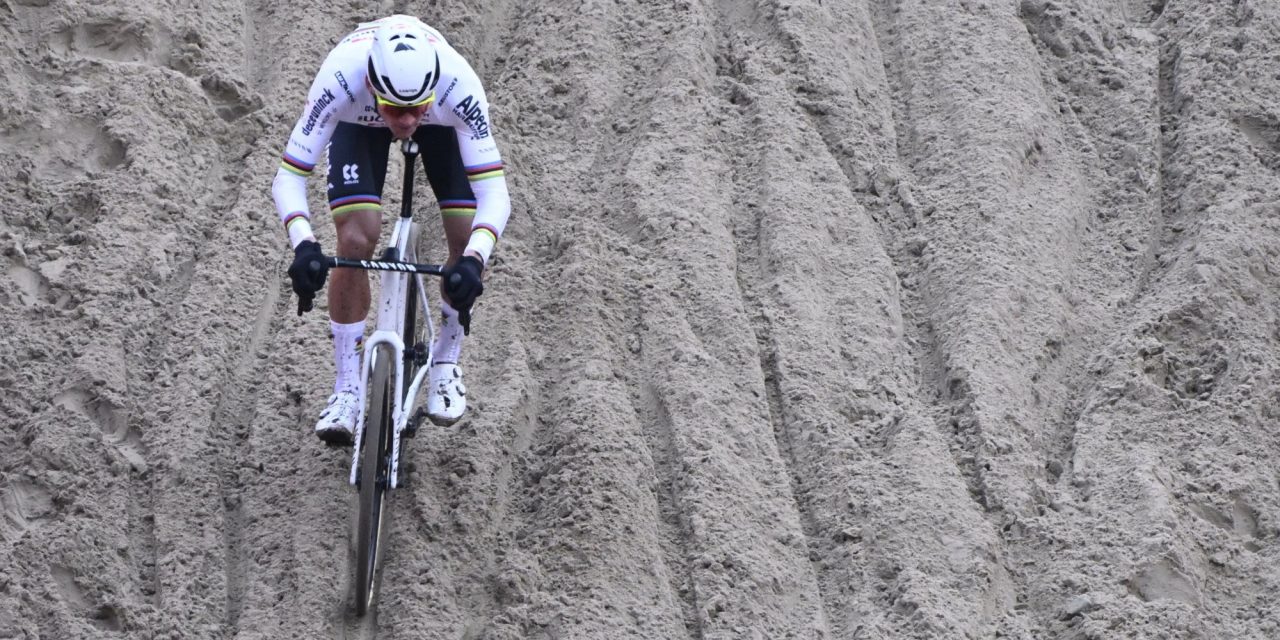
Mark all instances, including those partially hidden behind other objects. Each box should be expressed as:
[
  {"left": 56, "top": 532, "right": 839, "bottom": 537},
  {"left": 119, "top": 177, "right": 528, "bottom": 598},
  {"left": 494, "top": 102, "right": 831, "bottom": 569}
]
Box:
[
  {"left": 457, "top": 307, "right": 471, "bottom": 336},
  {"left": 297, "top": 294, "right": 314, "bottom": 316}
]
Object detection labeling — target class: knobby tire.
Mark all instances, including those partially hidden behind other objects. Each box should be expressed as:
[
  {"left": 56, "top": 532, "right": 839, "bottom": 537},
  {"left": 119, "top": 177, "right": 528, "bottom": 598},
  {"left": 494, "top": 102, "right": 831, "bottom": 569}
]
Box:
[
  {"left": 403, "top": 271, "right": 420, "bottom": 398},
  {"left": 354, "top": 344, "right": 393, "bottom": 617}
]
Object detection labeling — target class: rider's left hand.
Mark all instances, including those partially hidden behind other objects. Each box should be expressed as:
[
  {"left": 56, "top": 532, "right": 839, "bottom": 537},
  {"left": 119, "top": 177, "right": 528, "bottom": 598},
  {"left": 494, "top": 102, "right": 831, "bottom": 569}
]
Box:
[{"left": 444, "top": 255, "right": 484, "bottom": 334}]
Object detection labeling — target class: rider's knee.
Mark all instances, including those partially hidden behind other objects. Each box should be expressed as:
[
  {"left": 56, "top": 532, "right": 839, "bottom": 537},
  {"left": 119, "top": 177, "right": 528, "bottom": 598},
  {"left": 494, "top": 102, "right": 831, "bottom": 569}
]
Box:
[{"left": 334, "top": 216, "right": 379, "bottom": 257}]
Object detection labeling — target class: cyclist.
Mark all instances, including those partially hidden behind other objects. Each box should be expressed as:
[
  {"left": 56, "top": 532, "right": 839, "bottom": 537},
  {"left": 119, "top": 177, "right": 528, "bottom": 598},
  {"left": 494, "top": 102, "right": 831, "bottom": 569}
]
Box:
[{"left": 272, "top": 15, "right": 510, "bottom": 444}]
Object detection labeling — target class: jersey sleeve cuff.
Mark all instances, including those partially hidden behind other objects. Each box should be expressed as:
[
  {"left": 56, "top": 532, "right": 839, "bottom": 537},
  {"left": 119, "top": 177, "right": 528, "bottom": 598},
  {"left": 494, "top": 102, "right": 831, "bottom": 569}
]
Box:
[
  {"left": 285, "top": 213, "right": 314, "bottom": 248},
  {"left": 465, "top": 226, "right": 498, "bottom": 264}
]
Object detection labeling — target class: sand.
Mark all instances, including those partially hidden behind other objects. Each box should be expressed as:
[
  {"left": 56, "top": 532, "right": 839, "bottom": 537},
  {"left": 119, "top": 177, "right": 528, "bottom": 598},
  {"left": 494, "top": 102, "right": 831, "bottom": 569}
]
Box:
[{"left": 4, "top": 0, "right": 1280, "bottom": 637}]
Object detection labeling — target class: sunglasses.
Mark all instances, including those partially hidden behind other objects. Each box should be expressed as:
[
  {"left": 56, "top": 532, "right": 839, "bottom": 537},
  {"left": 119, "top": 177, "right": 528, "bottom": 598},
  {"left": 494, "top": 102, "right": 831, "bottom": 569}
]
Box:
[{"left": 374, "top": 91, "right": 435, "bottom": 110}]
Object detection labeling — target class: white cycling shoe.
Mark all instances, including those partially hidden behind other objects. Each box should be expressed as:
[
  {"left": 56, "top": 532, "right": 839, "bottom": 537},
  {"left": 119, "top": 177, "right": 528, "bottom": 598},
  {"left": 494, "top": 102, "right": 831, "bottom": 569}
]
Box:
[
  {"left": 426, "top": 363, "right": 467, "bottom": 426},
  {"left": 315, "top": 390, "right": 360, "bottom": 446}
]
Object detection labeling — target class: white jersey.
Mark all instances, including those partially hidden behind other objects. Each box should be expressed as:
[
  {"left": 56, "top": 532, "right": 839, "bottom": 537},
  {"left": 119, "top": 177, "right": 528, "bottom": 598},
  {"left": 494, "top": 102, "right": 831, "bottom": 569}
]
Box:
[{"left": 271, "top": 15, "right": 509, "bottom": 262}]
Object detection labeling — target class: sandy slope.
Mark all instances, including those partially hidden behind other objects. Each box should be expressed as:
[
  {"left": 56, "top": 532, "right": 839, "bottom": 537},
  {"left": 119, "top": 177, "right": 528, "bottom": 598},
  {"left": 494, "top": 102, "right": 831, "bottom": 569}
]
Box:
[{"left": 4, "top": 0, "right": 1280, "bottom": 637}]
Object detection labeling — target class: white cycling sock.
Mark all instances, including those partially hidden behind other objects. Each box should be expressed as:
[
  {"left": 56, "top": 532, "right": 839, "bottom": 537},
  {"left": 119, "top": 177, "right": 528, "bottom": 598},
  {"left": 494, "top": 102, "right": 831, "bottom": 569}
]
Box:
[
  {"left": 332, "top": 319, "right": 366, "bottom": 394},
  {"left": 432, "top": 301, "right": 465, "bottom": 365}
]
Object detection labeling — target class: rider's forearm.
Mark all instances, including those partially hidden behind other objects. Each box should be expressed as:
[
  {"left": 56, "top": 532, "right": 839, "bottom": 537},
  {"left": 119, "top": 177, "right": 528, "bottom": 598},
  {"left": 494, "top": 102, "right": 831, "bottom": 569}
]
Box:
[
  {"left": 272, "top": 166, "right": 316, "bottom": 247},
  {"left": 466, "top": 174, "right": 510, "bottom": 264}
]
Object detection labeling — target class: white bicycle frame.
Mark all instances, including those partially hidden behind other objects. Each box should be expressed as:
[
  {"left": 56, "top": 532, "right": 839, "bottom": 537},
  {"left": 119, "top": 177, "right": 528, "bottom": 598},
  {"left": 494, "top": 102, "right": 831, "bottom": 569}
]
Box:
[{"left": 347, "top": 183, "right": 437, "bottom": 491}]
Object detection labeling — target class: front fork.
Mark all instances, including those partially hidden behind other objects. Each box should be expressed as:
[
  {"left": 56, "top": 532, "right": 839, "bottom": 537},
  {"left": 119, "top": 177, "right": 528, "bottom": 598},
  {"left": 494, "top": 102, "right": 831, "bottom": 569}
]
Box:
[
  {"left": 349, "top": 230, "right": 436, "bottom": 490},
  {"left": 348, "top": 331, "right": 404, "bottom": 488}
]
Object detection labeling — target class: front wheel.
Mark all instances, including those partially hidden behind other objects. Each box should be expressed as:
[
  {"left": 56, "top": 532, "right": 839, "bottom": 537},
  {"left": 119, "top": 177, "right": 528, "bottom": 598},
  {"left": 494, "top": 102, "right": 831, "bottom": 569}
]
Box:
[
  {"left": 402, "top": 269, "right": 421, "bottom": 398},
  {"left": 401, "top": 223, "right": 428, "bottom": 437},
  {"left": 353, "top": 344, "right": 394, "bottom": 617}
]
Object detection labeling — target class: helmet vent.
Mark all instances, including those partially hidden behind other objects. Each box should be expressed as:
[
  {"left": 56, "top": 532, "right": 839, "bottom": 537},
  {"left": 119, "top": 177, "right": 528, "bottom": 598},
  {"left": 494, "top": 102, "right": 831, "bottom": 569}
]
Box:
[{"left": 395, "top": 43, "right": 415, "bottom": 52}]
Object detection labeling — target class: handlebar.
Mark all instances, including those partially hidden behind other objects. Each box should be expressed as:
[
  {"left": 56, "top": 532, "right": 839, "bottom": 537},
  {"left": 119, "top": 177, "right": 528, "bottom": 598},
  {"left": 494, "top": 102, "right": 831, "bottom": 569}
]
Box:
[
  {"left": 321, "top": 256, "right": 446, "bottom": 276},
  {"left": 296, "top": 254, "right": 448, "bottom": 316}
]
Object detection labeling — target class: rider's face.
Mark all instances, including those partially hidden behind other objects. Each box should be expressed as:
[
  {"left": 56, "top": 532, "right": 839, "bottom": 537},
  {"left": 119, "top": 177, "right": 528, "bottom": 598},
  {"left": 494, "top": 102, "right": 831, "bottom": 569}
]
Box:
[
  {"left": 367, "top": 78, "right": 431, "bottom": 139},
  {"left": 376, "top": 102, "right": 429, "bottom": 140}
]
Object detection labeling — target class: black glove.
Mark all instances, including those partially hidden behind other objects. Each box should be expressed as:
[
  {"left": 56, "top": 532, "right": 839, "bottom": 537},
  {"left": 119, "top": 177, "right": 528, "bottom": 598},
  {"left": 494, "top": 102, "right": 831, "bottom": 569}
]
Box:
[
  {"left": 287, "top": 240, "right": 328, "bottom": 315},
  {"left": 444, "top": 255, "right": 484, "bottom": 334}
]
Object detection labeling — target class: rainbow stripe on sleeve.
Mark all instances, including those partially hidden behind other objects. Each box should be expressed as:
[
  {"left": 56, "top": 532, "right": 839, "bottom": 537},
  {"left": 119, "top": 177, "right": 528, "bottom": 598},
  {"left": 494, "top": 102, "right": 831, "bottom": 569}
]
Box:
[
  {"left": 283, "top": 212, "right": 310, "bottom": 232},
  {"left": 280, "top": 152, "right": 315, "bottom": 177},
  {"left": 471, "top": 224, "right": 499, "bottom": 244},
  {"left": 465, "top": 161, "right": 505, "bottom": 182}
]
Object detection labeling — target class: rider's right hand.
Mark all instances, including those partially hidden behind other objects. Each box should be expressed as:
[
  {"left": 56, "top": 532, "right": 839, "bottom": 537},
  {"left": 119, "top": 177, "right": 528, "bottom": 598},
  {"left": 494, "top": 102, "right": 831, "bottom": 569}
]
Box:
[{"left": 288, "top": 240, "right": 328, "bottom": 315}]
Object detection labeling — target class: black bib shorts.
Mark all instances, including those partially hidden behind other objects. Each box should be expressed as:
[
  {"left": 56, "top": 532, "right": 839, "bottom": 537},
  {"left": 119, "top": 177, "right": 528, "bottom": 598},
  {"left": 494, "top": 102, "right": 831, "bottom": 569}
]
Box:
[{"left": 325, "top": 122, "right": 477, "bottom": 219}]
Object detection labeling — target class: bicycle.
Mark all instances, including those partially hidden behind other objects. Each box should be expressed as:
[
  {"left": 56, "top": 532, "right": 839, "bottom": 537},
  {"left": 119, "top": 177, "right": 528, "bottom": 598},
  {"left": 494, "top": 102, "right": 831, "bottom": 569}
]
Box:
[{"left": 301, "top": 139, "right": 448, "bottom": 616}]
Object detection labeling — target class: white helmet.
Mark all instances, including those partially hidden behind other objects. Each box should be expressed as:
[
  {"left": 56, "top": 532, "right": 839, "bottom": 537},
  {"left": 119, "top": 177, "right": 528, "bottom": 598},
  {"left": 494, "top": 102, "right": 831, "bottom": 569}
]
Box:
[{"left": 366, "top": 23, "right": 441, "bottom": 107}]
